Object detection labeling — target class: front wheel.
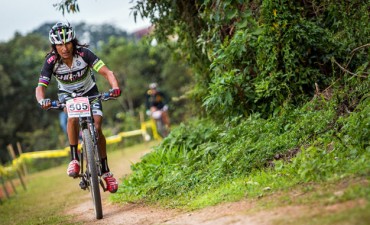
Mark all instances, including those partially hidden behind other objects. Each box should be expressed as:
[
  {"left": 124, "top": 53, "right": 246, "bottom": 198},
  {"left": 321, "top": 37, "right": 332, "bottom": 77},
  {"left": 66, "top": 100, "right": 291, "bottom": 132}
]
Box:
[
  {"left": 82, "top": 128, "right": 103, "bottom": 219},
  {"left": 156, "top": 119, "right": 168, "bottom": 138}
]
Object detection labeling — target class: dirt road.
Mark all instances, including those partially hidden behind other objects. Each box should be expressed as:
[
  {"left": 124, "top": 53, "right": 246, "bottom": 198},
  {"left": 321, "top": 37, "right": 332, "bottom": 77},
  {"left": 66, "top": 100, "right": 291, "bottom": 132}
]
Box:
[
  {"left": 65, "top": 143, "right": 261, "bottom": 225},
  {"left": 65, "top": 143, "right": 367, "bottom": 225}
]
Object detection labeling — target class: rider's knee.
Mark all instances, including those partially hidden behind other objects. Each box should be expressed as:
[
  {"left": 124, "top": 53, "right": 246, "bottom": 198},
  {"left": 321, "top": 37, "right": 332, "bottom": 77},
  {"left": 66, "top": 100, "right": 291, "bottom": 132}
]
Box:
[{"left": 68, "top": 117, "right": 79, "bottom": 124}]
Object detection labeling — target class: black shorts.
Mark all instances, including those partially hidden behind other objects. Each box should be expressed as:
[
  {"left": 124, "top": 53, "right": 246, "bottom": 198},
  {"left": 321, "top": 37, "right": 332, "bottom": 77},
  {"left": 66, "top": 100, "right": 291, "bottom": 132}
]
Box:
[{"left": 58, "top": 86, "right": 103, "bottom": 116}]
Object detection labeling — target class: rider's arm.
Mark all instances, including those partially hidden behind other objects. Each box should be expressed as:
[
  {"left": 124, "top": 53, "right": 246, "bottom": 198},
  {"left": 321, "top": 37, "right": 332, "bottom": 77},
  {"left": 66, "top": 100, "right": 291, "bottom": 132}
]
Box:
[
  {"left": 35, "top": 86, "right": 51, "bottom": 109},
  {"left": 36, "top": 56, "right": 54, "bottom": 109},
  {"left": 97, "top": 65, "right": 122, "bottom": 97},
  {"left": 163, "top": 91, "right": 170, "bottom": 105},
  {"left": 158, "top": 91, "right": 170, "bottom": 108},
  {"left": 35, "top": 85, "right": 46, "bottom": 102},
  {"left": 83, "top": 48, "right": 121, "bottom": 96},
  {"left": 97, "top": 65, "right": 120, "bottom": 89}
]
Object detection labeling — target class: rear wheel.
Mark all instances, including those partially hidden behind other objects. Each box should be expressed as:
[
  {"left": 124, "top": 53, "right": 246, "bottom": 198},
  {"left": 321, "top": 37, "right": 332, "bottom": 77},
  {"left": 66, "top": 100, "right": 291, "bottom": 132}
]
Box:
[{"left": 83, "top": 128, "right": 103, "bottom": 219}]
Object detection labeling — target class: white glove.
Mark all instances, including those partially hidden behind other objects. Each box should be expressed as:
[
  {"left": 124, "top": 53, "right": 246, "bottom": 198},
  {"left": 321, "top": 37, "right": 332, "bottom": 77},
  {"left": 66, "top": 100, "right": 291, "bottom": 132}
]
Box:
[{"left": 38, "top": 98, "right": 51, "bottom": 107}]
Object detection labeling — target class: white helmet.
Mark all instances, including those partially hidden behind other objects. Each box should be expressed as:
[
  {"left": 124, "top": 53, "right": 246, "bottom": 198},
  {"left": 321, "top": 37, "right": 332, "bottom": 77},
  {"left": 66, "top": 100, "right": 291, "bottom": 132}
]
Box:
[
  {"left": 49, "top": 22, "right": 76, "bottom": 44},
  {"left": 149, "top": 82, "right": 158, "bottom": 89}
]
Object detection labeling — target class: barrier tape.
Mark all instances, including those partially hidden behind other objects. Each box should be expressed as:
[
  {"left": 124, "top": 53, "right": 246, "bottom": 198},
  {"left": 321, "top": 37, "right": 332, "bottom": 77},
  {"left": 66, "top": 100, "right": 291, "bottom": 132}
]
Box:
[
  {"left": 0, "top": 164, "right": 14, "bottom": 177},
  {"left": 0, "top": 120, "right": 160, "bottom": 177}
]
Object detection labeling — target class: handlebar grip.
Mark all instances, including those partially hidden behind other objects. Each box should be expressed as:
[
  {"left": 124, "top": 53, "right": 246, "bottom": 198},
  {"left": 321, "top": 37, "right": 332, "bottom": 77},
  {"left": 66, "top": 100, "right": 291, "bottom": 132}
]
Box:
[
  {"left": 51, "top": 101, "right": 59, "bottom": 107},
  {"left": 103, "top": 92, "right": 111, "bottom": 100}
]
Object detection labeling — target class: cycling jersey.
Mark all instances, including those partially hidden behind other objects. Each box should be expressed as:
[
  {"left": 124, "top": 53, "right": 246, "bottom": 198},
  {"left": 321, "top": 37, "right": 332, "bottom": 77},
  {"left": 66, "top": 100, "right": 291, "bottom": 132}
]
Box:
[
  {"left": 145, "top": 89, "right": 169, "bottom": 110},
  {"left": 38, "top": 47, "right": 105, "bottom": 95}
]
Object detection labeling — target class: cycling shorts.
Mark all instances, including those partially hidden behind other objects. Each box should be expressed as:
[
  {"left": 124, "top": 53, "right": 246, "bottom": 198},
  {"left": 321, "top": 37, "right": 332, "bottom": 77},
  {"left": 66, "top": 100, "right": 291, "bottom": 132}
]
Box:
[{"left": 57, "top": 85, "right": 103, "bottom": 117}]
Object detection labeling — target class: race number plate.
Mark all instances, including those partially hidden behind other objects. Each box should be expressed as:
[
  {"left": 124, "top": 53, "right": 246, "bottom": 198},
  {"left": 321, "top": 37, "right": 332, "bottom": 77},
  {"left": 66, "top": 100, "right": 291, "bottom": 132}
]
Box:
[{"left": 66, "top": 97, "right": 91, "bottom": 118}]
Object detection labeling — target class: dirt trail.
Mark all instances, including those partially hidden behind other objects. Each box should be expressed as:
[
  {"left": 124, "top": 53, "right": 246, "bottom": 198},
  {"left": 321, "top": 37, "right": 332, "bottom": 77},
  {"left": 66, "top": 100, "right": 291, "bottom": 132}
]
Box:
[
  {"left": 65, "top": 144, "right": 366, "bottom": 225},
  {"left": 65, "top": 145, "right": 181, "bottom": 224}
]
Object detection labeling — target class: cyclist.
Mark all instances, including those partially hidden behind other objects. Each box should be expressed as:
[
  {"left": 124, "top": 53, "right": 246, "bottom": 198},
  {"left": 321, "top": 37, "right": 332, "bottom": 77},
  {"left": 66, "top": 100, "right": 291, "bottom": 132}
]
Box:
[
  {"left": 35, "top": 22, "right": 120, "bottom": 193},
  {"left": 145, "top": 82, "right": 171, "bottom": 129}
]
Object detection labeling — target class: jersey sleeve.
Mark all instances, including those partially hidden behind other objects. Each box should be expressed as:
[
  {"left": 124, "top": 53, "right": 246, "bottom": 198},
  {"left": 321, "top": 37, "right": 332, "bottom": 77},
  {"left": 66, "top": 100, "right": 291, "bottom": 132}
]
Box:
[
  {"left": 38, "top": 54, "right": 56, "bottom": 87},
  {"left": 160, "top": 91, "right": 170, "bottom": 104},
  {"left": 80, "top": 48, "right": 106, "bottom": 72}
]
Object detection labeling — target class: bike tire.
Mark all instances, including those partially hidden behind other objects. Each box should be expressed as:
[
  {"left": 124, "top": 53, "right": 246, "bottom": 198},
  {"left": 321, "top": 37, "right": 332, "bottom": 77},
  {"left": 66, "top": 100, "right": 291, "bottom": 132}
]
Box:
[
  {"left": 156, "top": 119, "right": 168, "bottom": 138},
  {"left": 82, "top": 128, "right": 103, "bottom": 219}
]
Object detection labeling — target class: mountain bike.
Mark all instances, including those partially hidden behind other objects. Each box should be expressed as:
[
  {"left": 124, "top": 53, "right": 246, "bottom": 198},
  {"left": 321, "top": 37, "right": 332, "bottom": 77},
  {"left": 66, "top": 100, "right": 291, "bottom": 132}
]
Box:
[
  {"left": 51, "top": 92, "right": 114, "bottom": 220},
  {"left": 150, "top": 109, "right": 169, "bottom": 138}
]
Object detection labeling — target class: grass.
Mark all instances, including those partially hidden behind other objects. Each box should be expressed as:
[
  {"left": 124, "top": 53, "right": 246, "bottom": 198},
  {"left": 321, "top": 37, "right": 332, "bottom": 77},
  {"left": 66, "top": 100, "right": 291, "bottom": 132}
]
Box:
[
  {"left": 0, "top": 140, "right": 159, "bottom": 225},
  {"left": 179, "top": 174, "right": 370, "bottom": 224},
  {"left": 1, "top": 87, "right": 369, "bottom": 225},
  {"left": 112, "top": 83, "right": 370, "bottom": 225},
  {"left": 1, "top": 140, "right": 368, "bottom": 225},
  {"left": 0, "top": 165, "right": 79, "bottom": 225}
]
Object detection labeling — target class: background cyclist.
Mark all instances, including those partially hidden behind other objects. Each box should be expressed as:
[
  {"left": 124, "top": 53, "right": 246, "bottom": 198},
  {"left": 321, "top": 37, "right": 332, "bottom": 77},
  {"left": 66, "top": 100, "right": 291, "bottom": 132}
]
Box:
[{"left": 145, "top": 82, "right": 171, "bottom": 130}]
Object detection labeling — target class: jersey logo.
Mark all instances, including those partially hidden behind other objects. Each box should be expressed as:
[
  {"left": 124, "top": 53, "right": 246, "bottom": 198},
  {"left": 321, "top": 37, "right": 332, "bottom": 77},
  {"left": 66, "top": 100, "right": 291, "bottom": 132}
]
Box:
[
  {"left": 47, "top": 55, "right": 56, "bottom": 64},
  {"left": 56, "top": 68, "right": 88, "bottom": 82}
]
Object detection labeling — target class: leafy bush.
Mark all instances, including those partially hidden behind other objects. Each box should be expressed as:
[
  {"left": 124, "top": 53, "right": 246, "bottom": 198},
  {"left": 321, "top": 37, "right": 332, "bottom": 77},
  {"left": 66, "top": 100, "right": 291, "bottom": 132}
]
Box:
[
  {"left": 59, "top": 0, "right": 369, "bottom": 209},
  {"left": 113, "top": 70, "right": 370, "bottom": 205}
]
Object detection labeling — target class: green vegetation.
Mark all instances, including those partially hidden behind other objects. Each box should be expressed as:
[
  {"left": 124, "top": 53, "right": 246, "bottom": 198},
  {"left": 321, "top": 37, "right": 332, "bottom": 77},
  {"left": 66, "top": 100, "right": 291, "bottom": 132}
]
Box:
[
  {"left": 0, "top": 142, "right": 157, "bottom": 225},
  {"left": 0, "top": 23, "right": 192, "bottom": 164},
  {"left": 110, "top": 0, "right": 370, "bottom": 223},
  {"left": 133, "top": 0, "right": 369, "bottom": 118},
  {"left": 0, "top": 165, "right": 80, "bottom": 225},
  {"left": 1, "top": 0, "right": 369, "bottom": 224},
  {"left": 114, "top": 79, "right": 370, "bottom": 208}
]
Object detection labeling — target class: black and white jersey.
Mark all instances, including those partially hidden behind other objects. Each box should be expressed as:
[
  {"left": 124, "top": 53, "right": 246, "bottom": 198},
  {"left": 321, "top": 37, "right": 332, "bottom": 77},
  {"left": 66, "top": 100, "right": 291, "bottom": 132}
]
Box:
[{"left": 38, "top": 47, "right": 105, "bottom": 95}]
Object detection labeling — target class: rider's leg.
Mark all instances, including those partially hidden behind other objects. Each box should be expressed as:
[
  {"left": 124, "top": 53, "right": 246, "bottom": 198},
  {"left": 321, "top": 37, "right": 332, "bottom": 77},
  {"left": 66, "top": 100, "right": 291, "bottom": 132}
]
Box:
[
  {"left": 93, "top": 115, "right": 109, "bottom": 172},
  {"left": 67, "top": 116, "right": 80, "bottom": 177},
  {"left": 67, "top": 117, "right": 79, "bottom": 145},
  {"left": 67, "top": 117, "right": 80, "bottom": 159},
  {"left": 94, "top": 114, "right": 118, "bottom": 193}
]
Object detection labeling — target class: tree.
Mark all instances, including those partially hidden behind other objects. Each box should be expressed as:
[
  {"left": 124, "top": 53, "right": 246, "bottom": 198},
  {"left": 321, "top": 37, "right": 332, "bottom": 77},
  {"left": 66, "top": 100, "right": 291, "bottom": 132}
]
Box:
[
  {"left": 31, "top": 22, "right": 131, "bottom": 50},
  {"left": 0, "top": 33, "right": 61, "bottom": 163},
  {"left": 96, "top": 36, "right": 193, "bottom": 125},
  {"left": 131, "top": 0, "right": 369, "bottom": 119}
]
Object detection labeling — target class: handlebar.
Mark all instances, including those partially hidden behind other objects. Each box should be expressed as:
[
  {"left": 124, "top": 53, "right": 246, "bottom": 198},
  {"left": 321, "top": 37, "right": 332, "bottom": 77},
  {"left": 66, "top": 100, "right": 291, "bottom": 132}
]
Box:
[{"left": 50, "top": 92, "right": 114, "bottom": 110}]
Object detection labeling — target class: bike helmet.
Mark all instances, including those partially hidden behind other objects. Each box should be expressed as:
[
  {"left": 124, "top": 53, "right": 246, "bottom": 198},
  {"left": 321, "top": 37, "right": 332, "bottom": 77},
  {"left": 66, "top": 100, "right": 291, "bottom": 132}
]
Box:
[
  {"left": 149, "top": 82, "right": 158, "bottom": 89},
  {"left": 49, "top": 22, "right": 76, "bottom": 44}
]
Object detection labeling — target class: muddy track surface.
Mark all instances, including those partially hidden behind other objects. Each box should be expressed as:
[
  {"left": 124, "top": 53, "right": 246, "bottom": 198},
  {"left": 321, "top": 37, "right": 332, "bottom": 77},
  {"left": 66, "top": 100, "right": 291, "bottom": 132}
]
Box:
[{"left": 65, "top": 145, "right": 366, "bottom": 225}]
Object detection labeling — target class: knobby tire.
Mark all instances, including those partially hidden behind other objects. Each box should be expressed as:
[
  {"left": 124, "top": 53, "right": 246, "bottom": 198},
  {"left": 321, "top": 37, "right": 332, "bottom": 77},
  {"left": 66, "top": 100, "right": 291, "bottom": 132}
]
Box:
[
  {"left": 156, "top": 119, "right": 167, "bottom": 138},
  {"left": 83, "top": 128, "right": 103, "bottom": 219}
]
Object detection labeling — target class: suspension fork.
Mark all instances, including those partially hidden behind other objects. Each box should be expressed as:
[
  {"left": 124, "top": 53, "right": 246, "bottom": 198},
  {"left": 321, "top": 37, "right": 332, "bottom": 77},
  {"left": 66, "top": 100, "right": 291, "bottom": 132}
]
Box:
[
  {"left": 86, "top": 119, "right": 106, "bottom": 191},
  {"left": 85, "top": 117, "right": 103, "bottom": 176}
]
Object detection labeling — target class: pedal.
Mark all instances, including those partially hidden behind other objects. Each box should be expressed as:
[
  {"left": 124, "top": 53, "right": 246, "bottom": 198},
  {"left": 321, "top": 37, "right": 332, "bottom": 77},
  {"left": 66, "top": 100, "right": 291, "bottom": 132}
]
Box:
[
  {"left": 73, "top": 173, "right": 83, "bottom": 179},
  {"left": 79, "top": 180, "right": 87, "bottom": 190}
]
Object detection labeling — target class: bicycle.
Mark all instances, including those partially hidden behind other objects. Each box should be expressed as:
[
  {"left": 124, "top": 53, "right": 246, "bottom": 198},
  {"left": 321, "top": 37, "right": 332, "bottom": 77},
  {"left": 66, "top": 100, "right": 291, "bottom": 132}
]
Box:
[
  {"left": 51, "top": 91, "right": 114, "bottom": 219},
  {"left": 150, "top": 109, "right": 169, "bottom": 138}
]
